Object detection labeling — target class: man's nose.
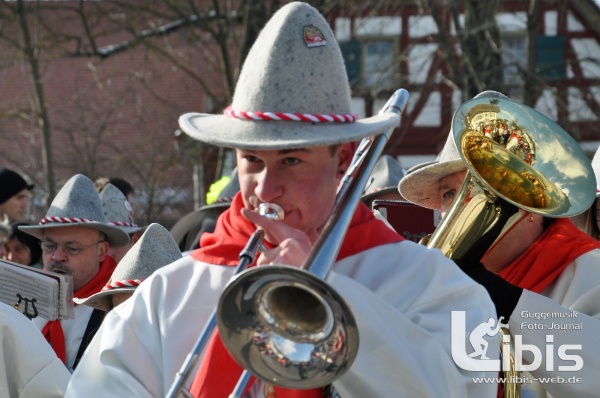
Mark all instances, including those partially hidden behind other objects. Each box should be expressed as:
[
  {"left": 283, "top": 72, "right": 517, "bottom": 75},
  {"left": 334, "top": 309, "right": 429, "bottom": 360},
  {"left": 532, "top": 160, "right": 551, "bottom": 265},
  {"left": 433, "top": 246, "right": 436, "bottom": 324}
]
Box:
[
  {"left": 255, "top": 168, "right": 283, "bottom": 203},
  {"left": 50, "top": 246, "right": 68, "bottom": 262}
]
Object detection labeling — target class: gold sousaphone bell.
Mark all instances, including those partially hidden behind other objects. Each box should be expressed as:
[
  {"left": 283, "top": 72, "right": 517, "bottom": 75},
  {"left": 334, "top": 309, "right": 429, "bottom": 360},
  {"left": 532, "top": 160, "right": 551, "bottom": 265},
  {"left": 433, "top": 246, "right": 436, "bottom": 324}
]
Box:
[{"left": 426, "top": 95, "right": 596, "bottom": 260}]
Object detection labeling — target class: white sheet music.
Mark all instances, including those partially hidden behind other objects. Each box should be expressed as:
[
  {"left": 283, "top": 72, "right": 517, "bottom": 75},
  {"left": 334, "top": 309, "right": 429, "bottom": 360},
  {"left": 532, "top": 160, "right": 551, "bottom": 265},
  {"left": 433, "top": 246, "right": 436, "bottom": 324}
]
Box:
[{"left": 0, "top": 260, "right": 74, "bottom": 320}]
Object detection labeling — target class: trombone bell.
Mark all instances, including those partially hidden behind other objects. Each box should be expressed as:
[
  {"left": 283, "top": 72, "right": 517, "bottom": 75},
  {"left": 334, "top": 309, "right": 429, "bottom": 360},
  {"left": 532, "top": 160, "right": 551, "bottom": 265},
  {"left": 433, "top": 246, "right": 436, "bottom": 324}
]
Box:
[{"left": 217, "top": 265, "right": 359, "bottom": 390}]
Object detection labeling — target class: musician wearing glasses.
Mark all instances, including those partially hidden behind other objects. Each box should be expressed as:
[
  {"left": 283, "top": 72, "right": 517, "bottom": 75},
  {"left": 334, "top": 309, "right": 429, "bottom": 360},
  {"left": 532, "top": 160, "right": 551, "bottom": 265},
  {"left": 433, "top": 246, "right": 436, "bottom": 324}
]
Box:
[
  {"left": 19, "top": 174, "right": 130, "bottom": 373},
  {"left": 67, "top": 3, "right": 497, "bottom": 397},
  {"left": 399, "top": 92, "right": 600, "bottom": 397}
]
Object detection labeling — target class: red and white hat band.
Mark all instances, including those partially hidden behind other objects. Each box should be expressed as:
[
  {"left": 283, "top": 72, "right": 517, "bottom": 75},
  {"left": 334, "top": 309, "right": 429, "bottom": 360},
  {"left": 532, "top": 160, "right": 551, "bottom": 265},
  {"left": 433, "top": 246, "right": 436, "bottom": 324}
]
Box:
[
  {"left": 102, "top": 278, "right": 143, "bottom": 292},
  {"left": 39, "top": 216, "right": 95, "bottom": 225},
  {"left": 110, "top": 221, "right": 139, "bottom": 228},
  {"left": 224, "top": 106, "right": 357, "bottom": 123}
]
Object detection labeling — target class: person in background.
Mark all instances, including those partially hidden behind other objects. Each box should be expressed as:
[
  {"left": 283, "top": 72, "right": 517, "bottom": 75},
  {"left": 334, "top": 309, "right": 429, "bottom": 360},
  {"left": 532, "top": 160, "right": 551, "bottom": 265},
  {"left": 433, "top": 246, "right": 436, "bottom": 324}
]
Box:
[
  {"left": 359, "top": 155, "right": 408, "bottom": 233},
  {"left": 19, "top": 174, "right": 130, "bottom": 372},
  {"left": 0, "top": 167, "right": 34, "bottom": 223},
  {"left": 205, "top": 173, "right": 232, "bottom": 205},
  {"left": 0, "top": 301, "right": 70, "bottom": 398},
  {"left": 0, "top": 222, "right": 9, "bottom": 259},
  {"left": 399, "top": 91, "right": 600, "bottom": 397},
  {"left": 360, "top": 154, "right": 406, "bottom": 209},
  {"left": 95, "top": 176, "right": 135, "bottom": 204},
  {"left": 75, "top": 223, "right": 181, "bottom": 312},
  {"left": 399, "top": 132, "right": 467, "bottom": 218},
  {"left": 6, "top": 222, "right": 43, "bottom": 268},
  {"left": 170, "top": 170, "right": 240, "bottom": 252},
  {"left": 67, "top": 3, "right": 497, "bottom": 397},
  {"left": 98, "top": 183, "right": 145, "bottom": 262},
  {"left": 570, "top": 145, "right": 600, "bottom": 240}
]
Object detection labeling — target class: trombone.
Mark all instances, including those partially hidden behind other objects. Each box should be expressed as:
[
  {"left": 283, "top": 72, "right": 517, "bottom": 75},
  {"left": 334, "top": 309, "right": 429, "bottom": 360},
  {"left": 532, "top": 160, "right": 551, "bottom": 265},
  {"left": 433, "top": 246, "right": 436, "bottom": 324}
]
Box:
[{"left": 168, "top": 88, "right": 409, "bottom": 397}]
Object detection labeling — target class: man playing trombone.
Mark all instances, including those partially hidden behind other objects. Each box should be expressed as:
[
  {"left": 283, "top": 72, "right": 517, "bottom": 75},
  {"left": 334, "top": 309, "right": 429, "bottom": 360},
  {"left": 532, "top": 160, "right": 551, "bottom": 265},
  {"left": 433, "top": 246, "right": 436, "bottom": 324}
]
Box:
[{"left": 66, "top": 3, "right": 498, "bottom": 397}]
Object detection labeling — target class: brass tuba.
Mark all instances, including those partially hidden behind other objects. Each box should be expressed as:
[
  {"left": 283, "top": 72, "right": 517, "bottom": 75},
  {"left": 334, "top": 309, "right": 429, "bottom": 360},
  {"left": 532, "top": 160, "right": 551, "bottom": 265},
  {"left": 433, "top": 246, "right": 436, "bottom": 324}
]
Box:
[
  {"left": 425, "top": 94, "right": 596, "bottom": 398},
  {"left": 426, "top": 94, "right": 595, "bottom": 260}
]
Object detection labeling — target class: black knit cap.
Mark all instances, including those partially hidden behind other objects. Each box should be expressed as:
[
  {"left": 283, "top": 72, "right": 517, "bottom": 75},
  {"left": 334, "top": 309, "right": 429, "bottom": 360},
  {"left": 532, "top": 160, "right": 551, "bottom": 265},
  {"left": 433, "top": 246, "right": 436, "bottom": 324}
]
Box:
[{"left": 0, "top": 168, "right": 34, "bottom": 205}]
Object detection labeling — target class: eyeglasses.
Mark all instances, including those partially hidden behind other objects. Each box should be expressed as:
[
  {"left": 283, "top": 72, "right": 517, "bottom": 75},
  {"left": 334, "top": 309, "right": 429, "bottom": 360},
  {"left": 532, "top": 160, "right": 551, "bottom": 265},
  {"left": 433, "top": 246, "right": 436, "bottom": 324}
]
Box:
[{"left": 40, "top": 239, "right": 104, "bottom": 256}]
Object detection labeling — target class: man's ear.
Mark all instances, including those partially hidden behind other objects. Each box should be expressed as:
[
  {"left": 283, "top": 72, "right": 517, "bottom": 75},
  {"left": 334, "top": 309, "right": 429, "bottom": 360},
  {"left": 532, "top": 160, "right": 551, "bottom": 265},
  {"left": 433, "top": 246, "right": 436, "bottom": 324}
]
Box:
[
  {"left": 337, "top": 141, "right": 358, "bottom": 173},
  {"left": 131, "top": 232, "right": 141, "bottom": 246},
  {"left": 98, "top": 241, "right": 109, "bottom": 261}
]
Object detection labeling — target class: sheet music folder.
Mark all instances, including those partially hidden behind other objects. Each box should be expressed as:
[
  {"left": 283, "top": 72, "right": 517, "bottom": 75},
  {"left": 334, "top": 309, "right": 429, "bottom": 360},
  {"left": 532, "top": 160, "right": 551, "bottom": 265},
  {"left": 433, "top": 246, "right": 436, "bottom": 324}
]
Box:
[{"left": 0, "top": 259, "right": 74, "bottom": 320}]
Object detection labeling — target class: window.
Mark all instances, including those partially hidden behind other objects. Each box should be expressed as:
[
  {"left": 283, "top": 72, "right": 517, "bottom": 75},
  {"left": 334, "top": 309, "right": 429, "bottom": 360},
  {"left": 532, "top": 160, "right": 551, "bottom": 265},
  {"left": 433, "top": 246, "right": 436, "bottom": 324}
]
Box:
[
  {"left": 501, "top": 34, "right": 527, "bottom": 87},
  {"left": 363, "top": 40, "right": 396, "bottom": 89},
  {"left": 535, "top": 35, "right": 565, "bottom": 80},
  {"left": 340, "top": 38, "right": 398, "bottom": 91}
]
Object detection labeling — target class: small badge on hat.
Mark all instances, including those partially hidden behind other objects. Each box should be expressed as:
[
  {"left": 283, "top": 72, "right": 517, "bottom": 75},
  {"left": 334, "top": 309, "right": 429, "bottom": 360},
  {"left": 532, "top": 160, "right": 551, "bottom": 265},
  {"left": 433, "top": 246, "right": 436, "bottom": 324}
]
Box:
[{"left": 303, "top": 25, "right": 327, "bottom": 48}]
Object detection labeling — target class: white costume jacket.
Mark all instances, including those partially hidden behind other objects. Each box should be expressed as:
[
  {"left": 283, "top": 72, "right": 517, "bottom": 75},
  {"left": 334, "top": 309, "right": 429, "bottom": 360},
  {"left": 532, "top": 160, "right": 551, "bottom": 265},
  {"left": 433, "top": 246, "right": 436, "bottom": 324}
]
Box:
[
  {"left": 0, "top": 302, "right": 70, "bottom": 398},
  {"left": 33, "top": 303, "right": 95, "bottom": 372},
  {"left": 66, "top": 238, "right": 498, "bottom": 397},
  {"left": 508, "top": 249, "right": 600, "bottom": 398}
]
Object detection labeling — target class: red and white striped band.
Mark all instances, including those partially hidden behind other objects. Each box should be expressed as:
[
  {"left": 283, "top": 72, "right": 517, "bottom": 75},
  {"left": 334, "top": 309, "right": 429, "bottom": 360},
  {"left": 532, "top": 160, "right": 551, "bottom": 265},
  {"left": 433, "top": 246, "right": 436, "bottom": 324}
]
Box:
[
  {"left": 214, "top": 196, "right": 233, "bottom": 204},
  {"left": 102, "top": 278, "right": 144, "bottom": 292},
  {"left": 40, "top": 216, "right": 96, "bottom": 225},
  {"left": 110, "top": 221, "right": 139, "bottom": 228},
  {"left": 224, "top": 106, "right": 357, "bottom": 123}
]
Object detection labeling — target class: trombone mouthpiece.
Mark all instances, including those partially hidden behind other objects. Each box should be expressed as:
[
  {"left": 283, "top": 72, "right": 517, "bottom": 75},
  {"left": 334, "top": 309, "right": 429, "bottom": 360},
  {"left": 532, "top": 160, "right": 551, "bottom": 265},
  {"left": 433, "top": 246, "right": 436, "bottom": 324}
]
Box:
[{"left": 258, "top": 203, "right": 284, "bottom": 221}]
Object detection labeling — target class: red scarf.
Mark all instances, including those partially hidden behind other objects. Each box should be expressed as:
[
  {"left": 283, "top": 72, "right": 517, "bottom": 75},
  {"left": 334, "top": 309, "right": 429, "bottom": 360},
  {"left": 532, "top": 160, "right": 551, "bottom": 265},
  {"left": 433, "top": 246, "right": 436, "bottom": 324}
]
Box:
[
  {"left": 190, "top": 193, "right": 403, "bottom": 397},
  {"left": 497, "top": 218, "right": 600, "bottom": 293},
  {"left": 42, "top": 256, "right": 117, "bottom": 364}
]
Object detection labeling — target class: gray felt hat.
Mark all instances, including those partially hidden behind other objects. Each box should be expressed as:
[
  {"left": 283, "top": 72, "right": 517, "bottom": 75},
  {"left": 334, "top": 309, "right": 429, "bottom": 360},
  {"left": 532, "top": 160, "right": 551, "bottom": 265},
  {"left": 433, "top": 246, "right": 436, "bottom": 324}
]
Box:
[
  {"left": 361, "top": 155, "right": 406, "bottom": 203},
  {"left": 178, "top": 2, "right": 399, "bottom": 150},
  {"left": 398, "top": 132, "right": 466, "bottom": 210},
  {"left": 399, "top": 90, "right": 510, "bottom": 210},
  {"left": 99, "top": 183, "right": 144, "bottom": 234},
  {"left": 74, "top": 223, "right": 182, "bottom": 311},
  {"left": 19, "top": 174, "right": 130, "bottom": 247}
]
